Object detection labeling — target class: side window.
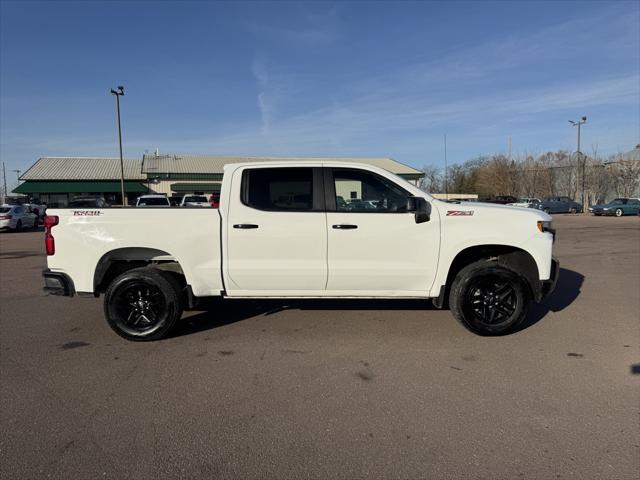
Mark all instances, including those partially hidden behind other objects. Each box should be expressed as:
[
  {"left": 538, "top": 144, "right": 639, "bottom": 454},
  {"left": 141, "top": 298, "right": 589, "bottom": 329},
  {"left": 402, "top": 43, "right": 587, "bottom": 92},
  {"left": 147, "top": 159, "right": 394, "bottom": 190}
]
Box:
[
  {"left": 629, "top": 199, "right": 639, "bottom": 205},
  {"left": 243, "top": 167, "right": 313, "bottom": 211},
  {"left": 333, "top": 169, "right": 409, "bottom": 213}
]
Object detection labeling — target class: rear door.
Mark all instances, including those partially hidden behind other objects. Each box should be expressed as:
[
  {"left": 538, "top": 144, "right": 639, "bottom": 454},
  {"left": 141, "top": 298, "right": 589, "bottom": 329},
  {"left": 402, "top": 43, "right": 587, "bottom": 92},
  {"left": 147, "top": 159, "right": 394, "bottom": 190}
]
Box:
[
  {"left": 324, "top": 167, "right": 439, "bottom": 295},
  {"left": 225, "top": 166, "right": 328, "bottom": 293}
]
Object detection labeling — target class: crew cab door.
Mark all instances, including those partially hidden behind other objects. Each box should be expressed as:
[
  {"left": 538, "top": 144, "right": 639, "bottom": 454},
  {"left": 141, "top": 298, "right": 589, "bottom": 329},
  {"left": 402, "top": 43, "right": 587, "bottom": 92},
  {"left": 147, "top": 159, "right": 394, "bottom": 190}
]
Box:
[
  {"left": 225, "top": 166, "right": 328, "bottom": 293},
  {"left": 324, "top": 167, "right": 439, "bottom": 295}
]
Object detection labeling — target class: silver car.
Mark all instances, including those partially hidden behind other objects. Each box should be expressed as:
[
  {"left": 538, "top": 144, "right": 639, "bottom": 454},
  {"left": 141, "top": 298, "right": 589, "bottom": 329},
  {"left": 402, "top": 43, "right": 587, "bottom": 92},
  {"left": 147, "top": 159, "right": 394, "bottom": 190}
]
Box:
[{"left": 0, "top": 204, "right": 38, "bottom": 231}]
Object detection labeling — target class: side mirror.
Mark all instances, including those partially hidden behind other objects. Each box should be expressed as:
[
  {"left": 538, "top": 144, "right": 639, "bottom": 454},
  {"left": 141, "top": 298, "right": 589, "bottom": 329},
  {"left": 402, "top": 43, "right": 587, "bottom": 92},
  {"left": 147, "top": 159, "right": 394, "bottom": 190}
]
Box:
[{"left": 407, "top": 196, "right": 431, "bottom": 223}]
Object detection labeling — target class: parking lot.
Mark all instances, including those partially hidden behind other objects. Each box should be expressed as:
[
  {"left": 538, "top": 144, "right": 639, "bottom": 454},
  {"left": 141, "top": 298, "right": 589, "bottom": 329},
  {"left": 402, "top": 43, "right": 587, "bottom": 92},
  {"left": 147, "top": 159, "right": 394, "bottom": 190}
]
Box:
[{"left": 0, "top": 214, "right": 638, "bottom": 479}]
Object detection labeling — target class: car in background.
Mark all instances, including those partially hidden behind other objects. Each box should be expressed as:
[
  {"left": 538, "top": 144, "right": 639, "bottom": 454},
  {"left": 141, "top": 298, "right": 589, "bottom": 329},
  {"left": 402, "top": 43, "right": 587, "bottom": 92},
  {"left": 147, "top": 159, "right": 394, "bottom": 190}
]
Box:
[
  {"left": 0, "top": 204, "right": 38, "bottom": 231},
  {"left": 180, "top": 194, "right": 210, "bottom": 207},
  {"left": 507, "top": 197, "right": 541, "bottom": 208},
  {"left": 136, "top": 195, "right": 171, "bottom": 207},
  {"left": 535, "top": 196, "right": 582, "bottom": 214},
  {"left": 589, "top": 198, "right": 640, "bottom": 217},
  {"left": 209, "top": 193, "right": 220, "bottom": 208},
  {"left": 24, "top": 202, "right": 47, "bottom": 220},
  {"left": 68, "top": 197, "right": 109, "bottom": 208},
  {"left": 479, "top": 195, "right": 519, "bottom": 205}
]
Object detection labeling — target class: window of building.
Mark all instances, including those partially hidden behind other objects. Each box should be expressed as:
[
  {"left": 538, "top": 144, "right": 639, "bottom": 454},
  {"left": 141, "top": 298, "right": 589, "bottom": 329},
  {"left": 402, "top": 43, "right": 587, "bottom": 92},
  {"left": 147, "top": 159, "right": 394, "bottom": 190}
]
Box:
[{"left": 243, "top": 168, "right": 314, "bottom": 211}]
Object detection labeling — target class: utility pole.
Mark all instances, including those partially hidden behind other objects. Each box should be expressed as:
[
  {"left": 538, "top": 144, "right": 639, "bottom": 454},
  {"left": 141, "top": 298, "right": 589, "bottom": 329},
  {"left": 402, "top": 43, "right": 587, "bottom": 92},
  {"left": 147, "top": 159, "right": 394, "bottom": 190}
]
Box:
[
  {"left": 13, "top": 169, "right": 21, "bottom": 182},
  {"left": 569, "top": 116, "right": 587, "bottom": 210},
  {"left": 508, "top": 135, "right": 512, "bottom": 162},
  {"left": 444, "top": 133, "right": 448, "bottom": 200},
  {"left": 110, "top": 86, "right": 126, "bottom": 206},
  {"left": 2, "top": 162, "right": 7, "bottom": 203}
]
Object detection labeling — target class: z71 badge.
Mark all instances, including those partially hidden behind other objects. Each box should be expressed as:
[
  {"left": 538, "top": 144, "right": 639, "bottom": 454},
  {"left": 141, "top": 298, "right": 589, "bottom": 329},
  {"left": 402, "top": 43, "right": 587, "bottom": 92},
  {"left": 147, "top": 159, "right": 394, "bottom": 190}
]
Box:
[
  {"left": 73, "top": 210, "right": 103, "bottom": 216},
  {"left": 446, "top": 210, "right": 474, "bottom": 216}
]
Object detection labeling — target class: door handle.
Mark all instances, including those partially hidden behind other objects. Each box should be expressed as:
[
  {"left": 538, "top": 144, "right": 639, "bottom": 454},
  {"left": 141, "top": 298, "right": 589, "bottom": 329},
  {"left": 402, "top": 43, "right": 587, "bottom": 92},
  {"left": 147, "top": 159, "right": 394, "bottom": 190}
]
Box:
[
  {"left": 332, "top": 224, "right": 358, "bottom": 229},
  {"left": 233, "top": 224, "right": 259, "bottom": 229}
]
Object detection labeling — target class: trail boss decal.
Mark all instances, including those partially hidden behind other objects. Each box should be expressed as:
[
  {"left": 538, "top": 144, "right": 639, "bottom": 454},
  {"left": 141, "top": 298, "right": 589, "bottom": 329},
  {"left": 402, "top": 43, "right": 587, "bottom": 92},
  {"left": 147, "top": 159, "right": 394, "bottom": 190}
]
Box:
[
  {"left": 446, "top": 210, "right": 474, "bottom": 216},
  {"left": 73, "top": 210, "right": 104, "bottom": 216}
]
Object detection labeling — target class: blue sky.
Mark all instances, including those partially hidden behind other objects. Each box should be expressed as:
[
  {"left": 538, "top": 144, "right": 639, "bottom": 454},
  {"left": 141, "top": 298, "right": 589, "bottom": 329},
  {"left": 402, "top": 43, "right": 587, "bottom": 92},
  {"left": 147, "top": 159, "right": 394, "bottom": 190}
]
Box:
[{"left": 1, "top": 0, "right": 638, "bottom": 178}]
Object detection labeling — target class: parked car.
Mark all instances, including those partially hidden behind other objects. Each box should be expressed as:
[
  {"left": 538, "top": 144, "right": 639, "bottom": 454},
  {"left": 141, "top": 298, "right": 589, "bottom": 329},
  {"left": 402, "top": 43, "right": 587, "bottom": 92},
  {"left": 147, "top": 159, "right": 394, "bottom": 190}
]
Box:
[
  {"left": 209, "top": 193, "right": 220, "bottom": 208},
  {"left": 589, "top": 198, "right": 640, "bottom": 217},
  {"left": 68, "top": 197, "right": 109, "bottom": 208},
  {"left": 535, "top": 196, "right": 582, "bottom": 214},
  {"left": 0, "top": 204, "right": 38, "bottom": 231},
  {"left": 180, "top": 194, "right": 210, "bottom": 207},
  {"left": 479, "top": 195, "right": 519, "bottom": 205},
  {"left": 507, "top": 198, "right": 541, "bottom": 208},
  {"left": 136, "top": 195, "right": 171, "bottom": 207},
  {"left": 42, "top": 160, "right": 558, "bottom": 341},
  {"left": 24, "top": 203, "right": 47, "bottom": 219}
]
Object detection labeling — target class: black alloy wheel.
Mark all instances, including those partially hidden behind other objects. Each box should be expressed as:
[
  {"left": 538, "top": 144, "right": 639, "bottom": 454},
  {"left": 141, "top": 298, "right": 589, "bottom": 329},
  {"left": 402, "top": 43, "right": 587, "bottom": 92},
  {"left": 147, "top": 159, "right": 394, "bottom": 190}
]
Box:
[
  {"left": 449, "top": 261, "right": 531, "bottom": 336},
  {"left": 463, "top": 274, "right": 518, "bottom": 329},
  {"left": 104, "top": 268, "right": 183, "bottom": 341}
]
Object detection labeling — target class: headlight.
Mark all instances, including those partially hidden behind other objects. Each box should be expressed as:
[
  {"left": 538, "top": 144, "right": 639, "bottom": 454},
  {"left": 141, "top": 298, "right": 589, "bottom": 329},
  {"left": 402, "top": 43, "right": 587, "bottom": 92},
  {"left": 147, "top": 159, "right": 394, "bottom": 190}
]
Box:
[
  {"left": 603, "top": 207, "right": 609, "bottom": 210},
  {"left": 588, "top": 207, "right": 593, "bottom": 212},
  {"left": 537, "top": 220, "right": 553, "bottom": 233}
]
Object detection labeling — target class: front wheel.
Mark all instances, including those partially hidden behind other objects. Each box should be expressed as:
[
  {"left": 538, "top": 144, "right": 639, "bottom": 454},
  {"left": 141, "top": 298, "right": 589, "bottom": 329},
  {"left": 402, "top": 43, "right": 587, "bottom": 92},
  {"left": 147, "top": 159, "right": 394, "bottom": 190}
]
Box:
[
  {"left": 104, "top": 268, "right": 184, "bottom": 341},
  {"left": 449, "top": 261, "right": 531, "bottom": 336},
  {"left": 569, "top": 207, "right": 577, "bottom": 214},
  {"left": 615, "top": 208, "right": 623, "bottom": 217}
]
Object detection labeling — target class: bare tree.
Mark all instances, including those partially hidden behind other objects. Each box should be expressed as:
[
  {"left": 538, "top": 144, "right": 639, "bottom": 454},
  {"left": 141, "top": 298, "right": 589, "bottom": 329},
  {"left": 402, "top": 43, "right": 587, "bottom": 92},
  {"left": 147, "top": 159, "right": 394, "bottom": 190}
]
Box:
[{"left": 418, "top": 165, "right": 442, "bottom": 193}]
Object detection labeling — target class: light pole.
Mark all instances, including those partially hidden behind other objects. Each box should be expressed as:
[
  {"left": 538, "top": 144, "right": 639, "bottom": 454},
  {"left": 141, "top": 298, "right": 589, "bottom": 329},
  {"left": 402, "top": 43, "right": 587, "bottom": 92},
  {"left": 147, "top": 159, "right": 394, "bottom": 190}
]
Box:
[
  {"left": 110, "top": 86, "right": 126, "bottom": 206},
  {"left": 569, "top": 116, "right": 587, "bottom": 210}
]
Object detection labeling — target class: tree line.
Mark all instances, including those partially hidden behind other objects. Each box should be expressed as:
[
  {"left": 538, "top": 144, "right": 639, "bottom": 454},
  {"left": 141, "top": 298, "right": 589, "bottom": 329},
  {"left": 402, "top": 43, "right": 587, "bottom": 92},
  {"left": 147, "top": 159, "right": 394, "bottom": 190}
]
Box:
[{"left": 418, "top": 148, "right": 640, "bottom": 206}]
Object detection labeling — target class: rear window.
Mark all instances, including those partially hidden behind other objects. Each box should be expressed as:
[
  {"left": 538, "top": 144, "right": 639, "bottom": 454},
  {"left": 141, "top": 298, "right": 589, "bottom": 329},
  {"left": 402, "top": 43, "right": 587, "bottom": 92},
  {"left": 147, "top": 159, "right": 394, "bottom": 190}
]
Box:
[
  {"left": 242, "top": 168, "right": 313, "bottom": 211},
  {"left": 0, "top": 207, "right": 11, "bottom": 213},
  {"left": 138, "top": 197, "right": 169, "bottom": 206}
]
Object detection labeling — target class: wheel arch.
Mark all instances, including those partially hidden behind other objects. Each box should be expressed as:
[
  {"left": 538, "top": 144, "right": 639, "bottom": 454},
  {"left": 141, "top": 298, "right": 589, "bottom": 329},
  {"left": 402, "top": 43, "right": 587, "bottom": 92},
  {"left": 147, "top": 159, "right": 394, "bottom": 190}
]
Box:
[
  {"left": 93, "top": 247, "right": 186, "bottom": 296},
  {"left": 439, "top": 244, "right": 541, "bottom": 306}
]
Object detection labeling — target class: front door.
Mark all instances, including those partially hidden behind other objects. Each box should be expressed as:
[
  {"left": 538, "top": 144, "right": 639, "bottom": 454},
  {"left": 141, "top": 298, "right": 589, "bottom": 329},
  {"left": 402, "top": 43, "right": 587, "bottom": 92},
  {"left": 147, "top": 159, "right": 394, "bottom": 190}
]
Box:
[
  {"left": 226, "top": 166, "right": 328, "bottom": 293},
  {"left": 325, "top": 167, "right": 439, "bottom": 295}
]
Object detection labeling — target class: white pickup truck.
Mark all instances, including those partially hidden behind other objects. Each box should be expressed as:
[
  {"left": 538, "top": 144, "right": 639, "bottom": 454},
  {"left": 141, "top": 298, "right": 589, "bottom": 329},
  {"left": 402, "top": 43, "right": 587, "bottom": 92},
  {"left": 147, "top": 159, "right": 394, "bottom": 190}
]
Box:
[{"left": 42, "top": 160, "right": 558, "bottom": 340}]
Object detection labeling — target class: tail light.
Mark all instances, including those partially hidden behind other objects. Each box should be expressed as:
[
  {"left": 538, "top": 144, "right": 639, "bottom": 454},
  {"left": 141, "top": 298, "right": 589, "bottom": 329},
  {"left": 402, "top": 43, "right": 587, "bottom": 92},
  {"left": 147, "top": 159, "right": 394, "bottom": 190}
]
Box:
[
  {"left": 44, "top": 215, "right": 59, "bottom": 256},
  {"left": 0, "top": 214, "right": 11, "bottom": 220}
]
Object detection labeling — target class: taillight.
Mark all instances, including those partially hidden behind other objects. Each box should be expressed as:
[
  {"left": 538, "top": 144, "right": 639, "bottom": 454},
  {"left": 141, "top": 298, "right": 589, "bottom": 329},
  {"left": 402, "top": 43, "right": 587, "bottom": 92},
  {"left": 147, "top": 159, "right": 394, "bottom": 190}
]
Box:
[
  {"left": 44, "top": 215, "right": 59, "bottom": 256},
  {"left": 0, "top": 214, "right": 11, "bottom": 220}
]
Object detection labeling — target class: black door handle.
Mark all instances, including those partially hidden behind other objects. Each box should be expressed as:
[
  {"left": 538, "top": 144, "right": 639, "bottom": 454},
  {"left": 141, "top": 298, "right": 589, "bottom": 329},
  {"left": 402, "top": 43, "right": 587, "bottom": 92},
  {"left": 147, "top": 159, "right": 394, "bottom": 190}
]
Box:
[
  {"left": 233, "top": 224, "right": 259, "bottom": 229},
  {"left": 332, "top": 224, "right": 358, "bottom": 229}
]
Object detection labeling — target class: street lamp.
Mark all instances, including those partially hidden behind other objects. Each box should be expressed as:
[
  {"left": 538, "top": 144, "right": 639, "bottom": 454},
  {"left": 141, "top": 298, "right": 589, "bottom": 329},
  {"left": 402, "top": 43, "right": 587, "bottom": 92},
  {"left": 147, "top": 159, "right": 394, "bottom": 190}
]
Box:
[
  {"left": 110, "top": 86, "right": 126, "bottom": 206},
  {"left": 569, "top": 116, "right": 587, "bottom": 210}
]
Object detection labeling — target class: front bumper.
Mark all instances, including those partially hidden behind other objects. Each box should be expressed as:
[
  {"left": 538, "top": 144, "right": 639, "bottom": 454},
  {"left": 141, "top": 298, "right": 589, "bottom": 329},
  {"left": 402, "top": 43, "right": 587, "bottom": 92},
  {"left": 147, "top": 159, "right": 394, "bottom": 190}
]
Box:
[
  {"left": 539, "top": 257, "right": 559, "bottom": 300},
  {"left": 43, "top": 269, "right": 75, "bottom": 296}
]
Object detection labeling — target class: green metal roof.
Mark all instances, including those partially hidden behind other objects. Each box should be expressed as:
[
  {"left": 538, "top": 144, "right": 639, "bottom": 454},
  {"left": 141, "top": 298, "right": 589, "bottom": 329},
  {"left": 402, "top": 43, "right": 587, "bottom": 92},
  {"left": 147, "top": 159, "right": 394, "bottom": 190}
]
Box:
[
  {"left": 13, "top": 181, "right": 148, "bottom": 194},
  {"left": 170, "top": 182, "right": 221, "bottom": 192}
]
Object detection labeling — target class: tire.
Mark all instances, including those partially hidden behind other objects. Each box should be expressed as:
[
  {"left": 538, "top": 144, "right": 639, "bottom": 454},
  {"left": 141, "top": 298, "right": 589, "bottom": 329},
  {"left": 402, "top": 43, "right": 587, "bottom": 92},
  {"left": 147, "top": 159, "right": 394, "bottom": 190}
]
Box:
[
  {"left": 569, "top": 208, "right": 577, "bottom": 214},
  {"left": 615, "top": 208, "right": 623, "bottom": 217},
  {"left": 449, "top": 261, "right": 531, "bottom": 336},
  {"left": 33, "top": 217, "right": 39, "bottom": 229},
  {"left": 15, "top": 220, "right": 22, "bottom": 232},
  {"left": 543, "top": 208, "right": 550, "bottom": 214},
  {"left": 104, "top": 267, "right": 184, "bottom": 341}
]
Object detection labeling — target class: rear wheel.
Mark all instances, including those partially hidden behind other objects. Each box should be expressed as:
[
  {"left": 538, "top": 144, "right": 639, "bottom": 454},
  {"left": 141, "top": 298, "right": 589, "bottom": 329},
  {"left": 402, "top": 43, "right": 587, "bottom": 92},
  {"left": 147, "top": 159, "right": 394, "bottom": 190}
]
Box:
[
  {"left": 543, "top": 208, "right": 550, "bottom": 214},
  {"left": 33, "top": 217, "right": 39, "bottom": 229},
  {"left": 449, "top": 261, "right": 531, "bottom": 336},
  {"left": 615, "top": 208, "right": 623, "bottom": 217},
  {"left": 15, "top": 220, "right": 22, "bottom": 232},
  {"left": 569, "top": 207, "right": 577, "bottom": 214},
  {"left": 104, "top": 268, "right": 184, "bottom": 341}
]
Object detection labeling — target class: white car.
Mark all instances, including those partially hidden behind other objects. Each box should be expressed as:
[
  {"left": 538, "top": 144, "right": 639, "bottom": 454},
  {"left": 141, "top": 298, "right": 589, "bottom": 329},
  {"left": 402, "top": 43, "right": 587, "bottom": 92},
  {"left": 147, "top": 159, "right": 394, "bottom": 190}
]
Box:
[
  {"left": 507, "top": 198, "right": 541, "bottom": 208},
  {"left": 41, "top": 160, "right": 557, "bottom": 341},
  {"left": 180, "top": 194, "right": 210, "bottom": 207},
  {"left": 136, "top": 195, "right": 171, "bottom": 207},
  {"left": 0, "top": 204, "right": 38, "bottom": 231}
]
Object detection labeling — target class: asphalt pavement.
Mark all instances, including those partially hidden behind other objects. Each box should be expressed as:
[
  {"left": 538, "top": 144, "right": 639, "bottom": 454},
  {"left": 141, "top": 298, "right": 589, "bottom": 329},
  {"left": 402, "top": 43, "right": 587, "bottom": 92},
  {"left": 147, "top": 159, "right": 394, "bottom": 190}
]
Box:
[{"left": 1, "top": 215, "right": 638, "bottom": 479}]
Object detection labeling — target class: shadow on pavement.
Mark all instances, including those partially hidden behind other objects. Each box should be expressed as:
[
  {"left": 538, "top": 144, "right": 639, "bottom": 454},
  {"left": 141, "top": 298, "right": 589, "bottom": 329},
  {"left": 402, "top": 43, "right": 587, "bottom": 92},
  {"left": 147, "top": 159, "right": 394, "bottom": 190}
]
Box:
[
  {"left": 171, "top": 268, "right": 583, "bottom": 338},
  {"left": 518, "top": 267, "right": 584, "bottom": 331}
]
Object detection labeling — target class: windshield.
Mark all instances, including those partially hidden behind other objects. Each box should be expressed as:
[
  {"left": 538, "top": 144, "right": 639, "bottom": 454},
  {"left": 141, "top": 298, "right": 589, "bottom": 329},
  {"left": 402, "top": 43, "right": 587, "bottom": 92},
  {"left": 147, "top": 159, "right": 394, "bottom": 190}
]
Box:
[
  {"left": 138, "top": 197, "right": 169, "bottom": 206},
  {"left": 184, "top": 196, "right": 207, "bottom": 203}
]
